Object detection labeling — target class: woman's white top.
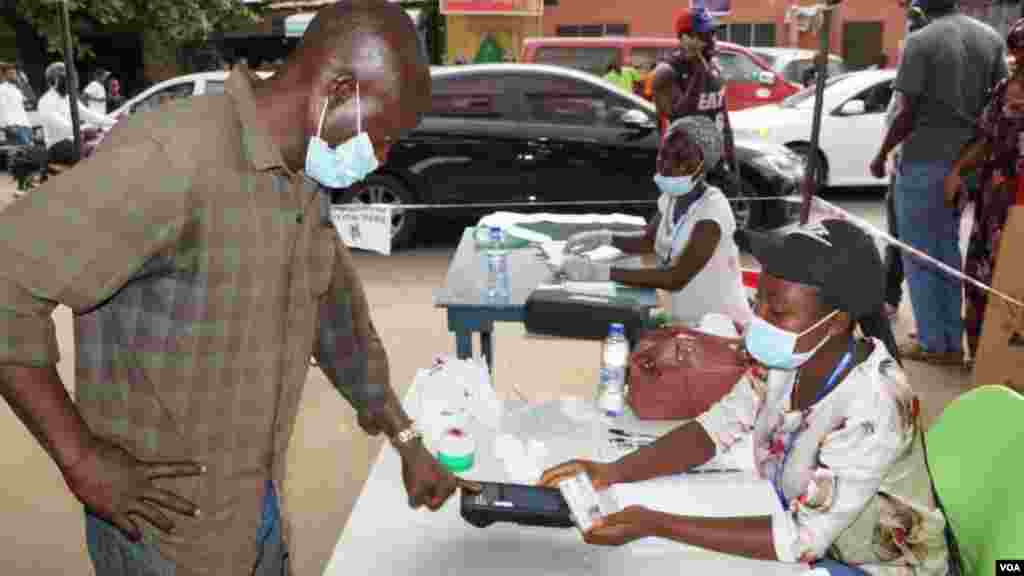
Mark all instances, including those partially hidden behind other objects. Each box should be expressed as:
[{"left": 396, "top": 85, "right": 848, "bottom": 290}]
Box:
[{"left": 653, "top": 185, "right": 752, "bottom": 328}]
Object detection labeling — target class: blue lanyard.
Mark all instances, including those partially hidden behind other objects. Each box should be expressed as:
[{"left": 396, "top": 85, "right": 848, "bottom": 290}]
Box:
[
  {"left": 772, "top": 339, "right": 855, "bottom": 508},
  {"left": 659, "top": 184, "right": 706, "bottom": 268}
]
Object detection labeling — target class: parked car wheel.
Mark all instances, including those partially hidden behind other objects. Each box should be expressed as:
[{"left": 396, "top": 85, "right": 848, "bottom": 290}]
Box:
[
  {"left": 787, "top": 143, "right": 828, "bottom": 189},
  {"left": 335, "top": 173, "right": 417, "bottom": 249}
]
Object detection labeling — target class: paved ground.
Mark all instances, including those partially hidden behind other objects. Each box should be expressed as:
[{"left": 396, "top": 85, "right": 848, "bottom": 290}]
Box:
[{"left": 0, "top": 179, "right": 970, "bottom": 575}]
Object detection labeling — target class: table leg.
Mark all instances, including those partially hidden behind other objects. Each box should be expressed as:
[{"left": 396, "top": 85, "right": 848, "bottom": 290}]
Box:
[
  {"left": 455, "top": 330, "right": 474, "bottom": 360},
  {"left": 480, "top": 330, "right": 494, "bottom": 374}
]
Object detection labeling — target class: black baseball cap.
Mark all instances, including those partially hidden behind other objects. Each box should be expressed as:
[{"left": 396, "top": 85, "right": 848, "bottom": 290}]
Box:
[{"left": 736, "top": 219, "right": 885, "bottom": 320}]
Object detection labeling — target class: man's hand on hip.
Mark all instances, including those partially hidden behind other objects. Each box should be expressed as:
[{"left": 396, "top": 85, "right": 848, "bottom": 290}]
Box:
[
  {"left": 63, "top": 435, "right": 205, "bottom": 541},
  {"left": 397, "top": 440, "right": 481, "bottom": 511}
]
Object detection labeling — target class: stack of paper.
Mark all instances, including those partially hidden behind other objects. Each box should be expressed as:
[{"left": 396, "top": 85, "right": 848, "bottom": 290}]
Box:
[
  {"left": 539, "top": 243, "right": 626, "bottom": 269},
  {"left": 609, "top": 471, "right": 780, "bottom": 518},
  {"left": 534, "top": 282, "right": 619, "bottom": 299},
  {"left": 478, "top": 211, "right": 646, "bottom": 229}
]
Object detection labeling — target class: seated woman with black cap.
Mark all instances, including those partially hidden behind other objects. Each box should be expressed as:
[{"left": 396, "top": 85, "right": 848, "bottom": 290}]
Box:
[
  {"left": 541, "top": 220, "right": 955, "bottom": 576},
  {"left": 556, "top": 115, "right": 752, "bottom": 329}
]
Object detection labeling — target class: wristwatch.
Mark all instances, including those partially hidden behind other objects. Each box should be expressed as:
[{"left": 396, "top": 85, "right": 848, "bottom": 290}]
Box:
[{"left": 391, "top": 423, "right": 422, "bottom": 447}]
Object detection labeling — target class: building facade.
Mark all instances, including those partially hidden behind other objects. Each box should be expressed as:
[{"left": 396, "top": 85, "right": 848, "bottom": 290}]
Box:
[
  {"left": 540, "top": 0, "right": 906, "bottom": 70},
  {"left": 214, "top": 1, "right": 1024, "bottom": 71}
]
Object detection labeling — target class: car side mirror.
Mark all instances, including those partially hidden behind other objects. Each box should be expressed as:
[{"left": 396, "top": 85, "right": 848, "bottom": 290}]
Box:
[
  {"left": 839, "top": 100, "right": 866, "bottom": 116},
  {"left": 620, "top": 109, "right": 655, "bottom": 131},
  {"left": 758, "top": 71, "right": 776, "bottom": 86}
]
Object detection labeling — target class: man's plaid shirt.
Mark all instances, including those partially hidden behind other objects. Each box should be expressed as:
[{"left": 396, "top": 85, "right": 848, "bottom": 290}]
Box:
[{"left": 0, "top": 67, "right": 389, "bottom": 575}]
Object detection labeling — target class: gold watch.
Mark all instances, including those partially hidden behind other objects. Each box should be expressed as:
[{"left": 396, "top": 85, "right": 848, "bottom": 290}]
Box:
[{"left": 391, "top": 423, "right": 422, "bottom": 447}]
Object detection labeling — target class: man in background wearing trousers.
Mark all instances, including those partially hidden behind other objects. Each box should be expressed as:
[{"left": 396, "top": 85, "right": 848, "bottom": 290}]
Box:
[{"left": 871, "top": 0, "right": 1006, "bottom": 365}]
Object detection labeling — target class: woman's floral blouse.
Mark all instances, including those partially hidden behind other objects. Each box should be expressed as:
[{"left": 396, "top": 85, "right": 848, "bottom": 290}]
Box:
[{"left": 696, "top": 339, "right": 951, "bottom": 574}]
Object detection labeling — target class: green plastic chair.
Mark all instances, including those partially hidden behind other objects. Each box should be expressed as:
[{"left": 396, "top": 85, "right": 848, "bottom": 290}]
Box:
[{"left": 926, "top": 385, "right": 1024, "bottom": 576}]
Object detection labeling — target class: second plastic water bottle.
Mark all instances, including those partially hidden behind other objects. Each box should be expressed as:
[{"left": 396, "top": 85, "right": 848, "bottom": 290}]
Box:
[
  {"left": 485, "top": 226, "right": 509, "bottom": 302},
  {"left": 598, "top": 323, "right": 629, "bottom": 417}
]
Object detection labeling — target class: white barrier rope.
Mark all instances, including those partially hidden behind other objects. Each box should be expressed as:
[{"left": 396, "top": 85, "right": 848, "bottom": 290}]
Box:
[
  {"left": 336, "top": 196, "right": 798, "bottom": 211},
  {"left": 336, "top": 195, "right": 1023, "bottom": 314},
  {"left": 809, "top": 196, "right": 1024, "bottom": 309}
]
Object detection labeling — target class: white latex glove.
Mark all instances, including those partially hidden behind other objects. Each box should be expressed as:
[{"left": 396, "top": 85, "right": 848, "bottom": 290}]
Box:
[
  {"left": 564, "top": 229, "right": 614, "bottom": 255},
  {"left": 561, "top": 255, "right": 611, "bottom": 282}
]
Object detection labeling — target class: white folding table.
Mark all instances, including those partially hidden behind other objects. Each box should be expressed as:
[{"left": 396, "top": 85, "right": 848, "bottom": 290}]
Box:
[{"left": 323, "top": 385, "right": 811, "bottom": 576}]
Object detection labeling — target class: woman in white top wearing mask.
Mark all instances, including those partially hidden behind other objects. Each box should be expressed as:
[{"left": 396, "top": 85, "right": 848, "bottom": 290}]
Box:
[{"left": 558, "top": 115, "right": 752, "bottom": 328}]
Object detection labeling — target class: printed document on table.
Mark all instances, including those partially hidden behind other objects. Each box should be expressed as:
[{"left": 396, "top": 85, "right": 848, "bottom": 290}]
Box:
[
  {"left": 540, "top": 243, "right": 625, "bottom": 269},
  {"left": 534, "top": 282, "right": 620, "bottom": 299},
  {"left": 609, "top": 472, "right": 780, "bottom": 518}
]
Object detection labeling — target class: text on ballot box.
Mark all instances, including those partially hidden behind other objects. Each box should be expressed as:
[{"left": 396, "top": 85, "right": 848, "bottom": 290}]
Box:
[{"left": 330, "top": 204, "right": 393, "bottom": 255}]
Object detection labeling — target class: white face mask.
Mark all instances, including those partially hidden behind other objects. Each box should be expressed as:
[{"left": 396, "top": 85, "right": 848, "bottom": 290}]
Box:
[
  {"left": 653, "top": 161, "right": 704, "bottom": 197},
  {"left": 744, "top": 310, "right": 839, "bottom": 370},
  {"left": 304, "top": 82, "right": 380, "bottom": 189}
]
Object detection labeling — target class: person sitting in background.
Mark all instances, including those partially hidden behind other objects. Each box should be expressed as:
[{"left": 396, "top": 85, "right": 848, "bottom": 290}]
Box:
[
  {"left": 37, "top": 62, "right": 116, "bottom": 166},
  {"left": 542, "top": 220, "right": 955, "bottom": 576},
  {"left": 82, "top": 68, "right": 110, "bottom": 115},
  {"left": 557, "top": 116, "right": 752, "bottom": 329},
  {"left": 0, "top": 61, "right": 34, "bottom": 146},
  {"left": 945, "top": 18, "right": 1024, "bottom": 363},
  {"left": 0, "top": 62, "right": 44, "bottom": 193}
]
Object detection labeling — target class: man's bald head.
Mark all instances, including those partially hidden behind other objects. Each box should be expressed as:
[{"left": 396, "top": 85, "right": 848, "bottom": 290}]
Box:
[
  {"left": 251, "top": 0, "right": 431, "bottom": 173},
  {"left": 285, "top": 0, "right": 430, "bottom": 160},
  {"left": 297, "top": 0, "right": 427, "bottom": 81}
]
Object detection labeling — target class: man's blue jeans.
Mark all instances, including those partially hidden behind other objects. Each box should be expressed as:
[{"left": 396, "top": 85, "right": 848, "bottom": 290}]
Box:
[
  {"left": 894, "top": 160, "right": 963, "bottom": 353},
  {"left": 4, "top": 125, "right": 33, "bottom": 146},
  {"left": 85, "top": 480, "right": 287, "bottom": 575}
]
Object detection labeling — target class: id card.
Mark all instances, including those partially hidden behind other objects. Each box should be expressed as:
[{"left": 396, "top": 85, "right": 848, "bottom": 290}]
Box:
[{"left": 557, "top": 471, "right": 617, "bottom": 532}]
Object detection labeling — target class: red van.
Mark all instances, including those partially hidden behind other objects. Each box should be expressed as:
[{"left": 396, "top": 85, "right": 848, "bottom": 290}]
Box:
[{"left": 520, "top": 37, "right": 801, "bottom": 111}]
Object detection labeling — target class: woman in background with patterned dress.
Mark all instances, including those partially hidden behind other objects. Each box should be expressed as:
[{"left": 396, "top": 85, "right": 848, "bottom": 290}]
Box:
[{"left": 945, "top": 18, "right": 1024, "bottom": 362}]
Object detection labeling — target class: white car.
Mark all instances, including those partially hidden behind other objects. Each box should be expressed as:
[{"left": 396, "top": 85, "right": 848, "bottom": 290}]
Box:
[
  {"left": 749, "top": 47, "right": 847, "bottom": 87},
  {"left": 730, "top": 69, "right": 898, "bottom": 188},
  {"left": 109, "top": 70, "right": 273, "bottom": 120},
  {"left": 89, "top": 70, "right": 273, "bottom": 151}
]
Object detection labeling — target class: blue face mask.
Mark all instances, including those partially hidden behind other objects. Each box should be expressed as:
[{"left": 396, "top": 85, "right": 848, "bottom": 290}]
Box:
[
  {"left": 744, "top": 310, "right": 838, "bottom": 370},
  {"left": 653, "top": 162, "right": 704, "bottom": 197},
  {"left": 305, "top": 83, "right": 380, "bottom": 189}
]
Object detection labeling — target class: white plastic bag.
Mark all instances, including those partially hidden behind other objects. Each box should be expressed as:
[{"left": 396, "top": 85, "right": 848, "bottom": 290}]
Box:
[{"left": 410, "top": 356, "right": 503, "bottom": 447}]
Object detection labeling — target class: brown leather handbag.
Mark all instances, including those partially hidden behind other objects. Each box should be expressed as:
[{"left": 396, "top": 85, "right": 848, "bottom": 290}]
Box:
[{"left": 628, "top": 326, "right": 750, "bottom": 420}]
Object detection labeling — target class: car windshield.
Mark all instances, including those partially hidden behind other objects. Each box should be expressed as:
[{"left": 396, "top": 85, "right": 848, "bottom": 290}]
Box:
[{"left": 780, "top": 73, "right": 856, "bottom": 108}]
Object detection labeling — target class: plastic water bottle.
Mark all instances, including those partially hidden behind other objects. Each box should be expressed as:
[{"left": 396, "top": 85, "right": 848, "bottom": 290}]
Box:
[
  {"left": 598, "top": 323, "right": 629, "bottom": 417},
  {"left": 485, "top": 226, "right": 509, "bottom": 302}
]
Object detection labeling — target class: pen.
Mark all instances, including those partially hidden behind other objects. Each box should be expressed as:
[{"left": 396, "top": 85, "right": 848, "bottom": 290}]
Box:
[
  {"left": 607, "top": 438, "right": 652, "bottom": 449},
  {"left": 608, "top": 428, "right": 658, "bottom": 440}
]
